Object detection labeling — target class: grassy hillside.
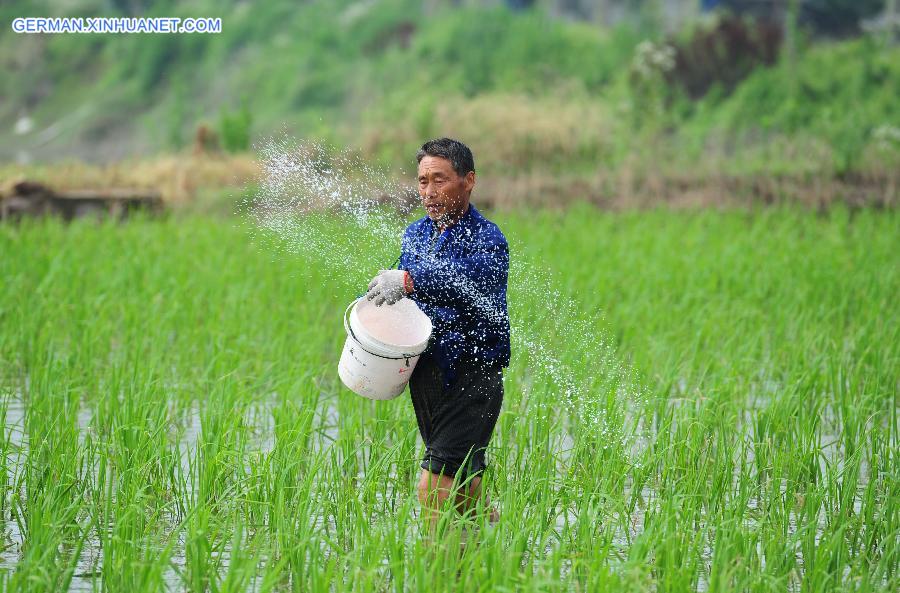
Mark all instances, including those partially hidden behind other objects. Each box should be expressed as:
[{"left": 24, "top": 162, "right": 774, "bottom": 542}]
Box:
[{"left": 2, "top": 0, "right": 899, "bottom": 186}]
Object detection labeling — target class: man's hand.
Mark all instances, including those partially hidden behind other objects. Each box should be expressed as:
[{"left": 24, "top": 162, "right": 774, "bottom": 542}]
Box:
[{"left": 366, "top": 269, "right": 413, "bottom": 306}]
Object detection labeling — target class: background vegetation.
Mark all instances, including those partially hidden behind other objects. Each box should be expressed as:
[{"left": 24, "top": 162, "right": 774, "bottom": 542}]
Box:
[{"left": 2, "top": 0, "right": 899, "bottom": 203}]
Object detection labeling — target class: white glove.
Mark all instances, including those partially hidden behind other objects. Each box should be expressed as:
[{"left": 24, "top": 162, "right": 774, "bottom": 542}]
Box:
[{"left": 366, "top": 269, "right": 412, "bottom": 306}]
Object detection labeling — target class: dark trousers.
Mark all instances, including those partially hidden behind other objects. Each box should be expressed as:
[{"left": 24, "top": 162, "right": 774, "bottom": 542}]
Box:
[{"left": 409, "top": 352, "right": 504, "bottom": 481}]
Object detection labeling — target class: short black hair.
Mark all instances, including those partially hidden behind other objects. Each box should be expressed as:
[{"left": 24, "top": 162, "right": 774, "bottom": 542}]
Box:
[{"left": 415, "top": 138, "right": 475, "bottom": 178}]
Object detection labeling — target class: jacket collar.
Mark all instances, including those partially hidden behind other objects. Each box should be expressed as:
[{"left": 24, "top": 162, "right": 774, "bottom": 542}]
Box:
[{"left": 422, "top": 203, "right": 481, "bottom": 253}]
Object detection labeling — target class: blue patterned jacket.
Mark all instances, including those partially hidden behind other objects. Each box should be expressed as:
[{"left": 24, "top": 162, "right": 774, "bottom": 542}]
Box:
[{"left": 399, "top": 204, "right": 511, "bottom": 383}]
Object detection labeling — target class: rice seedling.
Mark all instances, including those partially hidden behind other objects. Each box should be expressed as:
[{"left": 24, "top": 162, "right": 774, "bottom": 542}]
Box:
[{"left": 0, "top": 204, "right": 896, "bottom": 591}]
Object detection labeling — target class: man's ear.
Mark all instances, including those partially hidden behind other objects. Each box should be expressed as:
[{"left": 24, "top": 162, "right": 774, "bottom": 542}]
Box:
[{"left": 464, "top": 170, "right": 476, "bottom": 193}]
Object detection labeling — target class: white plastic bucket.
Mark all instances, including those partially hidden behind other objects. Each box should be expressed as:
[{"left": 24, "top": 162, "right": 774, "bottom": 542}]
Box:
[{"left": 338, "top": 297, "right": 432, "bottom": 400}]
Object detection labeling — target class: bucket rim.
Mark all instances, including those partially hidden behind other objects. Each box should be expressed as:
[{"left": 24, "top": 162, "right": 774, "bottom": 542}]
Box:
[{"left": 344, "top": 298, "right": 431, "bottom": 358}]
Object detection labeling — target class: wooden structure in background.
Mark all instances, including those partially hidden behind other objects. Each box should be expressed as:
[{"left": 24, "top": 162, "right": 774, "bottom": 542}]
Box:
[{"left": 0, "top": 181, "right": 163, "bottom": 221}]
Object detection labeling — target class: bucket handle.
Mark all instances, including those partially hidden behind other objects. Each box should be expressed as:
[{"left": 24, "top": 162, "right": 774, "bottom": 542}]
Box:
[{"left": 344, "top": 298, "right": 419, "bottom": 361}]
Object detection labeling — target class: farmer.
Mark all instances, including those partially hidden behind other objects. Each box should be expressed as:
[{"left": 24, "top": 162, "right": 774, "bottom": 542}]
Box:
[{"left": 366, "top": 138, "right": 510, "bottom": 527}]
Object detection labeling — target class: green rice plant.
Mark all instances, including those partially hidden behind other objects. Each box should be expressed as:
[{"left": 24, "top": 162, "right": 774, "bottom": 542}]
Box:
[{"left": 0, "top": 205, "right": 896, "bottom": 591}]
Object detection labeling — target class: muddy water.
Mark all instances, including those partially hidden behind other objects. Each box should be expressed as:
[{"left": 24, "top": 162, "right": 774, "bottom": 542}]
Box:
[
  {"left": 0, "top": 391, "right": 282, "bottom": 591},
  {"left": 0, "top": 381, "right": 879, "bottom": 591}
]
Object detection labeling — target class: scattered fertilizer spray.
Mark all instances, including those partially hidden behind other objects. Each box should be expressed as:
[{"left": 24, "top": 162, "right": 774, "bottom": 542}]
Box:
[{"left": 243, "top": 136, "right": 647, "bottom": 453}]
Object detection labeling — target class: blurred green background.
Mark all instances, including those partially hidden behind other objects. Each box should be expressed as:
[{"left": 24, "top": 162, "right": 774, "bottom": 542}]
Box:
[{"left": 1, "top": 0, "right": 899, "bottom": 206}]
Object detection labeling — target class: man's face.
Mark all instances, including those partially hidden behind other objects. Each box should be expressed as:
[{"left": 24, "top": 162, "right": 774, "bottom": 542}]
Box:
[{"left": 417, "top": 155, "right": 475, "bottom": 226}]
